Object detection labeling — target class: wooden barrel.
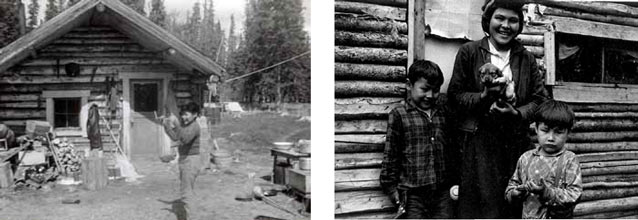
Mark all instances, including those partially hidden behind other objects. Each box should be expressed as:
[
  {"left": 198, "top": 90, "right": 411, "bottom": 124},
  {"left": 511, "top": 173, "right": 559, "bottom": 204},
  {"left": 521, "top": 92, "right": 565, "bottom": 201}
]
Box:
[
  {"left": 0, "top": 162, "right": 13, "bottom": 188},
  {"left": 211, "top": 149, "right": 232, "bottom": 169},
  {"left": 81, "top": 157, "right": 108, "bottom": 190}
]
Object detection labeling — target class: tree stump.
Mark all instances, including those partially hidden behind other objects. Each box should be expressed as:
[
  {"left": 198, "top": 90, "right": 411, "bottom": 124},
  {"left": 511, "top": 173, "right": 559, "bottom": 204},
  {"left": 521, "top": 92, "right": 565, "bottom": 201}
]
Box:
[
  {"left": 0, "top": 162, "right": 13, "bottom": 188},
  {"left": 81, "top": 157, "right": 108, "bottom": 190}
]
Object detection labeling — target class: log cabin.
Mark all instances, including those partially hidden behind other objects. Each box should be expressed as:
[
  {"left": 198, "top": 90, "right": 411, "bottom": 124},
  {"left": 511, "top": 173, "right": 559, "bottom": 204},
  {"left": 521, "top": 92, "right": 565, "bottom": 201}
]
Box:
[
  {"left": 0, "top": 0, "right": 224, "bottom": 161},
  {"left": 335, "top": 0, "right": 638, "bottom": 218}
]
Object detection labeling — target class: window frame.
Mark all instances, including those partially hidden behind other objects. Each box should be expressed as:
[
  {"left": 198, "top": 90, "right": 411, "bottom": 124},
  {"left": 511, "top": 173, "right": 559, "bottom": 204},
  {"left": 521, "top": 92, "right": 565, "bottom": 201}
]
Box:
[{"left": 42, "top": 90, "right": 90, "bottom": 135}]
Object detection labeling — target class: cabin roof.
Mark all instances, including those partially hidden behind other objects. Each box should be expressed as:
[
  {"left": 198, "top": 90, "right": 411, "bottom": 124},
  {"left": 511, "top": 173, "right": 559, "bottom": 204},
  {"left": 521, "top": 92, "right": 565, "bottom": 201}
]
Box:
[{"left": 0, "top": 0, "right": 224, "bottom": 79}]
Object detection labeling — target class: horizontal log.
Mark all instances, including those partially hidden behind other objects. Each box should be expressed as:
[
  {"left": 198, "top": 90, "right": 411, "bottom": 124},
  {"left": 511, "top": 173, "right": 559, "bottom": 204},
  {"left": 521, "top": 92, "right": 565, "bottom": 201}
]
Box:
[
  {"left": 1, "top": 76, "right": 113, "bottom": 85},
  {"left": 335, "top": 190, "right": 393, "bottom": 215},
  {"left": 71, "top": 27, "right": 117, "bottom": 32},
  {"left": 569, "top": 103, "right": 638, "bottom": 112},
  {"left": 335, "top": 134, "right": 385, "bottom": 144},
  {"left": 335, "top": 152, "right": 383, "bottom": 170},
  {"left": 578, "top": 151, "right": 638, "bottom": 163},
  {"left": 38, "top": 52, "right": 159, "bottom": 58},
  {"left": 20, "top": 57, "right": 166, "bottom": 66},
  {"left": 576, "top": 209, "right": 638, "bottom": 219},
  {"left": 0, "top": 109, "right": 46, "bottom": 119},
  {"left": 0, "top": 83, "right": 118, "bottom": 93},
  {"left": 335, "top": 13, "right": 408, "bottom": 34},
  {"left": 335, "top": 0, "right": 406, "bottom": 7},
  {"left": 61, "top": 32, "right": 126, "bottom": 38},
  {"left": 51, "top": 38, "right": 135, "bottom": 44},
  {"left": 335, "top": 142, "right": 385, "bottom": 153},
  {"left": 541, "top": 5, "right": 638, "bottom": 29},
  {"left": 581, "top": 160, "right": 638, "bottom": 169},
  {"left": 335, "top": 1, "right": 406, "bottom": 21},
  {"left": 568, "top": 131, "right": 638, "bottom": 143},
  {"left": 39, "top": 44, "right": 148, "bottom": 53},
  {"left": 582, "top": 164, "right": 638, "bottom": 177},
  {"left": 524, "top": 45, "right": 544, "bottom": 58},
  {"left": 574, "top": 196, "right": 638, "bottom": 216},
  {"left": 525, "top": 141, "right": 638, "bottom": 153},
  {"left": 0, "top": 94, "right": 40, "bottom": 102},
  {"left": 583, "top": 173, "right": 638, "bottom": 184},
  {"left": 550, "top": 15, "right": 638, "bottom": 45},
  {"left": 13, "top": 64, "right": 179, "bottom": 75},
  {"left": 0, "top": 101, "right": 43, "bottom": 109},
  {"left": 572, "top": 118, "right": 638, "bottom": 132},
  {"left": 575, "top": 112, "right": 638, "bottom": 118},
  {"left": 336, "top": 168, "right": 380, "bottom": 182},
  {"left": 335, "top": 46, "right": 407, "bottom": 65},
  {"left": 516, "top": 34, "right": 544, "bottom": 46},
  {"left": 540, "top": 1, "right": 638, "bottom": 19},
  {"left": 335, "top": 81, "right": 405, "bottom": 97},
  {"left": 335, "top": 31, "right": 408, "bottom": 49},
  {"left": 335, "top": 210, "right": 395, "bottom": 219},
  {"left": 335, "top": 63, "right": 405, "bottom": 81},
  {"left": 584, "top": 181, "right": 638, "bottom": 189},
  {"left": 335, "top": 119, "right": 386, "bottom": 134},
  {"left": 336, "top": 179, "right": 381, "bottom": 192},
  {"left": 335, "top": 97, "right": 402, "bottom": 120},
  {"left": 580, "top": 186, "right": 638, "bottom": 202},
  {"left": 522, "top": 24, "right": 550, "bottom": 35}
]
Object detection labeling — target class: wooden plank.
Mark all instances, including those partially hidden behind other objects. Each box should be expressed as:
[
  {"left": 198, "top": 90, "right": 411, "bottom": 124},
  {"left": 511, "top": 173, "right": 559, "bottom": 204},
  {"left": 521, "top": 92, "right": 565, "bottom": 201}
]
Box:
[
  {"left": 335, "top": 152, "right": 384, "bottom": 170},
  {"left": 412, "top": 0, "right": 426, "bottom": 62},
  {"left": 335, "top": 0, "right": 407, "bottom": 7},
  {"left": 581, "top": 186, "right": 638, "bottom": 202},
  {"left": 516, "top": 34, "right": 544, "bottom": 46},
  {"left": 569, "top": 131, "right": 638, "bottom": 143},
  {"left": 335, "top": 119, "right": 387, "bottom": 134},
  {"left": 554, "top": 83, "right": 638, "bottom": 103},
  {"left": 574, "top": 196, "right": 638, "bottom": 216},
  {"left": 335, "top": 179, "right": 381, "bottom": 192},
  {"left": 335, "top": 134, "right": 385, "bottom": 144},
  {"left": 335, "top": 31, "right": 408, "bottom": 49},
  {"left": 335, "top": 46, "right": 408, "bottom": 65},
  {"left": 544, "top": 32, "right": 556, "bottom": 85},
  {"left": 578, "top": 151, "right": 638, "bottom": 163},
  {"left": 335, "top": 97, "right": 402, "bottom": 120},
  {"left": 335, "top": 142, "right": 385, "bottom": 153},
  {"left": 335, "top": 13, "right": 408, "bottom": 34},
  {"left": 335, "top": 62, "right": 405, "bottom": 81},
  {"left": 335, "top": 81, "right": 405, "bottom": 98},
  {"left": 335, "top": 190, "right": 393, "bottom": 215},
  {"left": 335, "top": 1, "right": 406, "bottom": 21},
  {"left": 335, "top": 168, "right": 380, "bottom": 182},
  {"left": 567, "top": 142, "right": 638, "bottom": 153},
  {"left": 551, "top": 16, "right": 638, "bottom": 42}
]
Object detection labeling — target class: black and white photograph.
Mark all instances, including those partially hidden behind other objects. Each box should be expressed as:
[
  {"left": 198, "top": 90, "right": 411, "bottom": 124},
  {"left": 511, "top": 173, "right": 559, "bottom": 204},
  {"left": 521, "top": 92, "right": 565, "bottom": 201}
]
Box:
[
  {"left": 0, "top": 0, "right": 310, "bottom": 219},
  {"left": 334, "top": 0, "right": 638, "bottom": 219}
]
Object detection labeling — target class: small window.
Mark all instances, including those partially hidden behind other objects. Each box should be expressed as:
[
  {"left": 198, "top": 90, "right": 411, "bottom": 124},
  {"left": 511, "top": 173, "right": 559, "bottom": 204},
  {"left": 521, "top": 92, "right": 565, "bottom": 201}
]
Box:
[{"left": 53, "top": 98, "right": 81, "bottom": 128}]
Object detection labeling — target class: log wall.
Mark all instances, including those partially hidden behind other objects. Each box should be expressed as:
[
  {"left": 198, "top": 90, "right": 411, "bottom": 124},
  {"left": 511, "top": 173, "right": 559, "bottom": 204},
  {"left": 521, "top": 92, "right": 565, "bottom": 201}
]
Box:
[{"left": 335, "top": 1, "right": 638, "bottom": 219}]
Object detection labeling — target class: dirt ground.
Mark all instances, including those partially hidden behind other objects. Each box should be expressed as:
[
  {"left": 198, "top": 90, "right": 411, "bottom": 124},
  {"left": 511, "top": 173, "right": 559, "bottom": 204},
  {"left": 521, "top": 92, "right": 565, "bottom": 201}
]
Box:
[{"left": 0, "top": 112, "right": 311, "bottom": 220}]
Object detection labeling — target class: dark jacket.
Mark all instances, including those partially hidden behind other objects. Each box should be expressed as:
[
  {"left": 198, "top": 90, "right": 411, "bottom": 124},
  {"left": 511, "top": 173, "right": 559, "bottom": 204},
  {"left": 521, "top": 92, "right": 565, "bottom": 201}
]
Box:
[
  {"left": 448, "top": 37, "right": 549, "bottom": 132},
  {"left": 87, "top": 104, "right": 102, "bottom": 149}
]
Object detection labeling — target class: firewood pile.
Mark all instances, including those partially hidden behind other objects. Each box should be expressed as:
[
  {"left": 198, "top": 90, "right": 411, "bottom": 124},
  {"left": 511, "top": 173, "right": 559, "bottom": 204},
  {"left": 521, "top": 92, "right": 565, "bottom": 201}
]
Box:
[{"left": 51, "top": 138, "right": 82, "bottom": 174}]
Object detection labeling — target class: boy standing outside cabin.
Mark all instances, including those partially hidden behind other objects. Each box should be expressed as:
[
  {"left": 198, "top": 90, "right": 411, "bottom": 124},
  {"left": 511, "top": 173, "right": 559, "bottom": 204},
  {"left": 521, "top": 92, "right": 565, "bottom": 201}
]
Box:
[
  {"left": 380, "top": 60, "right": 454, "bottom": 219},
  {"left": 162, "top": 102, "right": 202, "bottom": 219},
  {"left": 506, "top": 100, "right": 582, "bottom": 218}
]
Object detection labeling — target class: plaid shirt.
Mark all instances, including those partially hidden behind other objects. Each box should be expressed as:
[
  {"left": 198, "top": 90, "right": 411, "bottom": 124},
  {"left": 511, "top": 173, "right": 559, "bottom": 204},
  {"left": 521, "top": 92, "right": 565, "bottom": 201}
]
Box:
[{"left": 380, "top": 96, "right": 450, "bottom": 195}]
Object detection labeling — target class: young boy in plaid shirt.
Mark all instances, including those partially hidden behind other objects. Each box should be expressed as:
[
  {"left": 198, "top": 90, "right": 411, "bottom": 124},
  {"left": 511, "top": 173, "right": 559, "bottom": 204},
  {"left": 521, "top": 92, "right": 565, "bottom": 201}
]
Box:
[{"left": 380, "top": 60, "right": 455, "bottom": 219}]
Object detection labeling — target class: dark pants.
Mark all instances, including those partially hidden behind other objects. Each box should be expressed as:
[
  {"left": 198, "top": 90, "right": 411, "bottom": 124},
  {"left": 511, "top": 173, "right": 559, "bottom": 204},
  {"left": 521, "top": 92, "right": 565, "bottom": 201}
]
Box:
[{"left": 401, "top": 187, "right": 453, "bottom": 219}]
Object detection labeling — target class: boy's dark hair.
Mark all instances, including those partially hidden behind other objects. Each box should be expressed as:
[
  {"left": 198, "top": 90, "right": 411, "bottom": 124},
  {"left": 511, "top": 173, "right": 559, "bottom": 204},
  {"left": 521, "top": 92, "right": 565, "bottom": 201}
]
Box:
[
  {"left": 180, "top": 102, "right": 201, "bottom": 115},
  {"left": 407, "top": 60, "right": 444, "bottom": 88},
  {"left": 481, "top": 0, "right": 524, "bottom": 36},
  {"left": 533, "top": 100, "right": 575, "bottom": 130}
]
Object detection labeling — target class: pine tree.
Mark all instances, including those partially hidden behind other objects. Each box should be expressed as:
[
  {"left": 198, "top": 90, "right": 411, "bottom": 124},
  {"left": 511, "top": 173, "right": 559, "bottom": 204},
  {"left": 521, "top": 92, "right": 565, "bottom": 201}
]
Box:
[
  {"left": 27, "top": 0, "right": 39, "bottom": 31},
  {"left": 120, "top": 0, "right": 145, "bottom": 15},
  {"left": 187, "top": 2, "right": 201, "bottom": 48},
  {"left": 0, "top": 0, "right": 22, "bottom": 48},
  {"left": 149, "top": 0, "right": 166, "bottom": 28},
  {"left": 45, "top": 0, "right": 59, "bottom": 21},
  {"left": 58, "top": 0, "right": 65, "bottom": 12},
  {"left": 226, "top": 14, "right": 237, "bottom": 59}
]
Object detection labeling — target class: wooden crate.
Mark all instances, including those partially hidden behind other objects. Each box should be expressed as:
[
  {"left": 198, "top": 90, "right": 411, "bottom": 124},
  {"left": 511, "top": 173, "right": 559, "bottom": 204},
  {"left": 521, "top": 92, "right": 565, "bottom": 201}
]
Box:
[{"left": 287, "top": 168, "right": 310, "bottom": 193}]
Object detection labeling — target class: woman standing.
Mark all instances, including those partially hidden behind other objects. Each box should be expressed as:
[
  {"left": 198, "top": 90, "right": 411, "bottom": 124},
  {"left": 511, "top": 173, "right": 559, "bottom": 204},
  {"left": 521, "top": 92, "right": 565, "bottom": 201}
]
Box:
[{"left": 447, "top": 0, "right": 549, "bottom": 218}]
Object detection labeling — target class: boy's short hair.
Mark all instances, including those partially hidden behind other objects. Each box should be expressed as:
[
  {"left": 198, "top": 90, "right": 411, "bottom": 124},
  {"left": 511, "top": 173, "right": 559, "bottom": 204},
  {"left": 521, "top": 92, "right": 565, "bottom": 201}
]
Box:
[
  {"left": 407, "top": 60, "right": 444, "bottom": 88},
  {"left": 533, "top": 100, "right": 575, "bottom": 130},
  {"left": 180, "top": 102, "right": 201, "bottom": 115}
]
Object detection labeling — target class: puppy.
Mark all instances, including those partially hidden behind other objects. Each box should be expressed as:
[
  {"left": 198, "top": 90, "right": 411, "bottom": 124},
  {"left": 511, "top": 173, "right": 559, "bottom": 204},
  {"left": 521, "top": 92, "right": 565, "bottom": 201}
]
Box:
[{"left": 478, "top": 63, "right": 516, "bottom": 106}]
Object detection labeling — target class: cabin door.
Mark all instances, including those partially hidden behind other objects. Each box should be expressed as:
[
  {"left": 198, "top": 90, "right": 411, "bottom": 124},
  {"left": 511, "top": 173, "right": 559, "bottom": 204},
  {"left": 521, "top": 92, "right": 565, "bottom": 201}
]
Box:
[{"left": 129, "top": 79, "right": 163, "bottom": 160}]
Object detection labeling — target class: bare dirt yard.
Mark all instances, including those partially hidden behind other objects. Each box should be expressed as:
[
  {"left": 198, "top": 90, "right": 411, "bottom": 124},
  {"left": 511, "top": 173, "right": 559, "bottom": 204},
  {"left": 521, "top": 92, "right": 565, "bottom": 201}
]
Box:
[{"left": 0, "top": 112, "right": 311, "bottom": 220}]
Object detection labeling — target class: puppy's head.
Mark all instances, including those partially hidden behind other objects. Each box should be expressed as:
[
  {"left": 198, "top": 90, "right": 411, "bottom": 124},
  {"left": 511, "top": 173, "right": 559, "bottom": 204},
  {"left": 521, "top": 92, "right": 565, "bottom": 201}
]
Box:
[{"left": 479, "top": 63, "right": 503, "bottom": 86}]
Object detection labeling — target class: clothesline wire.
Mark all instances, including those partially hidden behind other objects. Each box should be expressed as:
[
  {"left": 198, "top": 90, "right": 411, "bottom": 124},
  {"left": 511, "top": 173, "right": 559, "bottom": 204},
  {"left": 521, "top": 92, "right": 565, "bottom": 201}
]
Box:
[{"left": 223, "top": 51, "right": 311, "bottom": 83}]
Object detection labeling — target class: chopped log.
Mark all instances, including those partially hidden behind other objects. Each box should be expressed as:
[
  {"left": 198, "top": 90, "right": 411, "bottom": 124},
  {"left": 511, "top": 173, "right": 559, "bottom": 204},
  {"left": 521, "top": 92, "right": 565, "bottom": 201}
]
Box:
[
  {"left": 335, "top": 152, "right": 383, "bottom": 170},
  {"left": 335, "top": 31, "right": 408, "bottom": 49},
  {"left": 580, "top": 186, "right": 638, "bottom": 202},
  {"left": 336, "top": 0, "right": 406, "bottom": 7},
  {"left": 336, "top": 179, "right": 381, "bottom": 192},
  {"left": 573, "top": 119, "right": 638, "bottom": 132},
  {"left": 51, "top": 38, "right": 134, "bottom": 44},
  {"left": 20, "top": 57, "right": 166, "bottom": 66},
  {"left": 335, "top": 13, "right": 408, "bottom": 34},
  {"left": 335, "top": 119, "right": 387, "bottom": 134},
  {"left": 576, "top": 209, "right": 638, "bottom": 219},
  {"left": 522, "top": 24, "right": 550, "bottom": 35},
  {"left": 569, "top": 103, "right": 638, "bottom": 112},
  {"left": 335, "top": 210, "right": 395, "bottom": 219},
  {"left": 541, "top": 5, "right": 638, "bottom": 28},
  {"left": 582, "top": 164, "right": 638, "bottom": 176},
  {"left": 524, "top": 45, "right": 544, "bottom": 58},
  {"left": 583, "top": 173, "right": 638, "bottom": 184},
  {"left": 335, "top": 142, "right": 384, "bottom": 153},
  {"left": 81, "top": 156, "right": 108, "bottom": 191},
  {"left": 335, "top": 63, "right": 405, "bottom": 81},
  {"left": 581, "top": 160, "right": 638, "bottom": 169},
  {"left": 573, "top": 196, "right": 638, "bottom": 216},
  {"left": 540, "top": 1, "right": 638, "bottom": 19},
  {"left": 584, "top": 181, "right": 638, "bottom": 189},
  {"left": 575, "top": 112, "right": 638, "bottom": 118},
  {"left": 568, "top": 131, "right": 638, "bottom": 143},
  {"left": 578, "top": 151, "right": 638, "bottom": 163},
  {"left": 335, "top": 190, "right": 393, "bottom": 214},
  {"left": 335, "top": 97, "right": 402, "bottom": 120},
  {"left": 0, "top": 162, "right": 13, "bottom": 188},
  {"left": 335, "top": 46, "right": 407, "bottom": 65},
  {"left": 516, "top": 34, "right": 544, "bottom": 46},
  {"left": 335, "top": 1, "right": 406, "bottom": 21},
  {"left": 335, "top": 81, "right": 405, "bottom": 98},
  {"left": 335, "top": 134, "right": 385, "bottom": 144},
  {"left": 566, "top": 142, "right": 638, "bottom": 153}
]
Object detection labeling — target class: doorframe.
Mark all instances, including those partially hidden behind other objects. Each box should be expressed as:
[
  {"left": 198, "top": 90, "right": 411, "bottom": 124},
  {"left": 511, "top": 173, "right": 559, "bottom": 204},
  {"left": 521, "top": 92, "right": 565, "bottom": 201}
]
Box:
[{"left": 121, "top": 72, "right": 173, "bottom": 157}]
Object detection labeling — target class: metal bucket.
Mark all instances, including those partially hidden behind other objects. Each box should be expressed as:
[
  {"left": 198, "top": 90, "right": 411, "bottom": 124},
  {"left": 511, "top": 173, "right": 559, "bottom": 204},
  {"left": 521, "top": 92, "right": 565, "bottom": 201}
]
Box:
[
  {"left": 211, "top": 149, "right": 232, "bottom": 169},
  {"left": 299, "top": 157, "right": 310, "bottom": 170}
]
